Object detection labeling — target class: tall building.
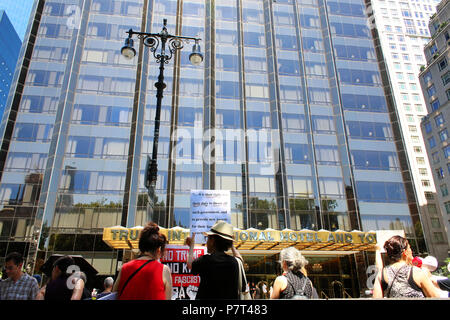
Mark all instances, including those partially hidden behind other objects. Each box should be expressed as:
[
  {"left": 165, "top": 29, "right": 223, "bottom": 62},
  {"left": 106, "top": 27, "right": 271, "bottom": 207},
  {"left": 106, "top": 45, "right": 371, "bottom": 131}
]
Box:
[
  {"left": 419, "top": 0, "right": 450, "bottom": 254},
  {"left": 0, "top": 0, "right": 34, "bottom": 40},
  {"left": 0, "top": 0, "right": 432, "bottom": 297},
  {"left": 366, "top": 0, "right": 449, "bottom": 262},
  {"left": 0, "top": 11, "right": 21, "bottom": 122}
]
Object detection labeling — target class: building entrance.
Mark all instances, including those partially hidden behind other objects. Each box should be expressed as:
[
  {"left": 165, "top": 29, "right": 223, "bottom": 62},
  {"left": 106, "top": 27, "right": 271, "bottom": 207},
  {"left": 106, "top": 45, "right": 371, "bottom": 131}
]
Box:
[{"left": 242, "top": 252, "right": 361, "bottom": 299}]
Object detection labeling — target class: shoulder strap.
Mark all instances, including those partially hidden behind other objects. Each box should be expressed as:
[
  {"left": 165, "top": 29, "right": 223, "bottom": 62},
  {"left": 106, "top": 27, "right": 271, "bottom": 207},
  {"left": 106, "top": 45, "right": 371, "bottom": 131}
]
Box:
[
  {"left": 119, "top": 259, "right": 154, "bottom": 297},
  {"left": 385, "top": 265, "right": 407, "bottom": 298},
  {"left": 235, "top": 257, "right": 247, "bottom": 293},
  {"left": 287, "top": 273, "right": 309, "bottom": 296}
]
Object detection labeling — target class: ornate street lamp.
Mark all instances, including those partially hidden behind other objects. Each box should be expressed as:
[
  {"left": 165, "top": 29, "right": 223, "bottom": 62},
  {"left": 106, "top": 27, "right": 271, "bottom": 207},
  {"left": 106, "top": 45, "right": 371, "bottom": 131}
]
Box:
[{"left": 121, "top": 19, "right": 203, "bottom": 193}]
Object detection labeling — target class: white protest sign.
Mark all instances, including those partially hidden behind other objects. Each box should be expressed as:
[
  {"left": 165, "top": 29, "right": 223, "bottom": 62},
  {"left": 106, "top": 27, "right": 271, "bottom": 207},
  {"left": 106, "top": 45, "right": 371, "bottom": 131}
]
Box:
[
  {"left": 190, "top": 190, "right": 231, "bottom": 243},
  {"left": 375, "top": 230, "right": 405, "bottom": 253}
]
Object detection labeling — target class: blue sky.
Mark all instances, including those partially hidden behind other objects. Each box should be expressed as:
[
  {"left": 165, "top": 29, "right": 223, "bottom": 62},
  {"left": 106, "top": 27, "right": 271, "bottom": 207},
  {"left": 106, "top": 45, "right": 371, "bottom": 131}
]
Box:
[{"left": 0, "top": 0, "right": 34, "bottom": 40}]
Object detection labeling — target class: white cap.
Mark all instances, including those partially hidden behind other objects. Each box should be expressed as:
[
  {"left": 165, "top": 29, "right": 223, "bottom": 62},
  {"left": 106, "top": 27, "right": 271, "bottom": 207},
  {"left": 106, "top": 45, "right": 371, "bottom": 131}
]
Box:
[
  {"left": 422, "top": 256, "right": 438, "bottom": 271},
  {"left": 447, "top": 262, "right": 450, "bottom": 273}
]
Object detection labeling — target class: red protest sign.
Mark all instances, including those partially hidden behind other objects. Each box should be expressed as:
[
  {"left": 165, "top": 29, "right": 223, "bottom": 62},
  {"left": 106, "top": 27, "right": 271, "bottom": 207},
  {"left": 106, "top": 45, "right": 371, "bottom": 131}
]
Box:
[{"left": 161, "top": 245, "right": 206, "bottom": 300}]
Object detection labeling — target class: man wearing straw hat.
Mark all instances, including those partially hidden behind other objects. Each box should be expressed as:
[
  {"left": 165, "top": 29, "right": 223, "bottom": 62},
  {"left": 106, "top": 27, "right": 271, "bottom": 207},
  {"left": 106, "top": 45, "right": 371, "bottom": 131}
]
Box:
[{"left": 185, "top": 220, "right": 245, "bottom": 300}]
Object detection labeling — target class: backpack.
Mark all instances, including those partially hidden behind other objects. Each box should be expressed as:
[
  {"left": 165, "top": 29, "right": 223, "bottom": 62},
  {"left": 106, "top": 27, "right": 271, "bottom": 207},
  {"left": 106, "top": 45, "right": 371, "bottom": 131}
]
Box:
[{"left": 287, "top": 274, "right": 310, "bottom": 300}]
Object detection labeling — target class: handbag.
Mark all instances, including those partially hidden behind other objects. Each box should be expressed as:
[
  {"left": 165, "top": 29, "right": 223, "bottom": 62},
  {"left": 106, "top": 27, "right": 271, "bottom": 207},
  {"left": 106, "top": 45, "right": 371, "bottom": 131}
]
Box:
[
  {"left": 118, "top": 259, "right": 154, "bottom": 298},
  {"left": 236, "top": 257, "right": 252, "bottom": 300}
]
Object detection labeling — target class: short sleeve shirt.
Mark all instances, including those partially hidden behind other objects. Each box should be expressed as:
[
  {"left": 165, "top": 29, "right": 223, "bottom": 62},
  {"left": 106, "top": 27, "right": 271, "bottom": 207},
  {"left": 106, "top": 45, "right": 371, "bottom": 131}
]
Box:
[
  {"left": 0, "top": 273, "right": 39, "bottom": 300},
  {"left": 191, "top": 252, "right": 240, "bottom": 300}
]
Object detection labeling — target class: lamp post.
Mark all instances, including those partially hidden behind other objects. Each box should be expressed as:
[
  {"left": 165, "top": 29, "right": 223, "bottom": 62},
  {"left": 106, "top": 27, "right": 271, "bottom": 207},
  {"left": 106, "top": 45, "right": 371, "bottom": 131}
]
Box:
[{"left": 121, "top": 19, "right": 203, "bottom": 195}]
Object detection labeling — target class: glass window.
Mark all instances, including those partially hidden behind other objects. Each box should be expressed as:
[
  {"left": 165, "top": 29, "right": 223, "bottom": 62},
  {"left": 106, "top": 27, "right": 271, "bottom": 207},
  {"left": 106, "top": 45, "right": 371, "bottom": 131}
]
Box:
[
  {"left": 436, "top": 167, "right": 445, "bottom": 180},
  {"left": 316, "top": 145, "right": 339, "bottom": 165},
  {"left": 444, "top": 201, "right": 450, "bottom": 214},
  {"left": 302, "top": 36, "right": 323, "bottom": 52},
  {"left": 422, "top": 180, "right": 431, "bottom": 187},
  {"left": 355, "top": 181, "right": 406, "bottom": 202},
  {"left": 431, "top": 99, "right": 441, "bottom": 111},
  {"left": 282, "top": 113, "right": 305, "bottom": 132},
  {"left": 441, "top": 71, "right": 450, "bottom": 86},
  {"left": 312, "top": 115, "right": 335, "bottom": 133},
  {"left": 439, "top": 129, "right": 448, "bottom": 142},
  {"left": 285, "top": 143, "right": 310, "bottom": 164},
  {"left": 432, "top": 151, "right": 439, "bottom": 163},
  {"left": 216, "top": 81, "right": 239, "bottom": 98},
  {"left": 305, "top": 61, "right": 327, "bottom": 77},
  {"left": 434, "top": 232, "right": 445, "bottom": 243},
  {"left": 431, "top": 218, "right": 441, "bottom": 228},
  {"left": 216, "top": 54, "right": 238, "bottom": 72},
  {"left": 428, "top": 136, "right": 437, "bottom": 149},
  {"left": 439, "top": 58, "right": 448, "bottom": 71},
  {"left": 427, "top": 85, "right": 436, "bottom": 97},
  {"left": 435, "top": 113, "right": 445, "bottom": 127},
  {"left": 278, "top": 59, "right": 300, "bottom": 76},
  {"left": 443, "top": 145, "right": 450, "bottom": 159},
  {"left": 216, "top": 109, "right": 240, "bottom": 129},
  {"left": 440, "top": 184, "right": 448, "bottom": 197}
]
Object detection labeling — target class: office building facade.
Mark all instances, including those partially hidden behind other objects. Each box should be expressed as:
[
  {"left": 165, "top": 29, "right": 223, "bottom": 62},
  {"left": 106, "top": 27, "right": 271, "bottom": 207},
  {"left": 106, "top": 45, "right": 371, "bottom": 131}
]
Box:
[
  {"left": 419, "top": 0, "right": 450, "bottom": 253},
  {"left": 0, "top": 0, "right": 430, "bottom": 296},
  {"left": 367, "top": 0, "right": 449, "bottom": 262}
]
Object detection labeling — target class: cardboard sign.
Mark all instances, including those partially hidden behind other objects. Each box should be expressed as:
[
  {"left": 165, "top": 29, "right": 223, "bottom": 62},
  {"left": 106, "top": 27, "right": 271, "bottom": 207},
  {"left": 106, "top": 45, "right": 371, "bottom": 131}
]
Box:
[
  {"left": 190, "top": 190, "right": 231, "bottom": 243},
  {"left": 161, "top": 245, "right": 206, "bottom": 300}
]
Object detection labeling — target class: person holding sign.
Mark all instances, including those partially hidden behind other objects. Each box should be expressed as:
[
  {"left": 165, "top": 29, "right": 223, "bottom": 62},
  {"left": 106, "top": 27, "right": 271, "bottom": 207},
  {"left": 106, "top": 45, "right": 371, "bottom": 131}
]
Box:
[{"left": 185, "top": 220, "right": 246, "bottom": 300}]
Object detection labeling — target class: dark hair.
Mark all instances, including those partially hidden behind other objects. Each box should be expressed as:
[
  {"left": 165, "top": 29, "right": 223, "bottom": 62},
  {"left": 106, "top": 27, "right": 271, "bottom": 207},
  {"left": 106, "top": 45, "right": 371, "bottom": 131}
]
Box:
[
  {"left": 210, "top": 235, "right": 233, "bottom": 252},
  {"left": 138, "top": 222, "right": 167, "bottom": 254},
  {"left": 384, "top": 235, "right": 409, "bottom": 261},
  {"left": 53, "top": 256, "right": 75, "bottom": 276},
  {"left": 5, "top": 252, "right": 23, "bottom": 266}
]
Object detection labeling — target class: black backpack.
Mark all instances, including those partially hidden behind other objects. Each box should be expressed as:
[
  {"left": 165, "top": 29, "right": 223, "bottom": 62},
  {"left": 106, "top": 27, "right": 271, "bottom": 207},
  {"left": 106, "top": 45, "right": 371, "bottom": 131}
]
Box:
[{"left": 287, "top": 275, "right": 310, "bottom": 300}]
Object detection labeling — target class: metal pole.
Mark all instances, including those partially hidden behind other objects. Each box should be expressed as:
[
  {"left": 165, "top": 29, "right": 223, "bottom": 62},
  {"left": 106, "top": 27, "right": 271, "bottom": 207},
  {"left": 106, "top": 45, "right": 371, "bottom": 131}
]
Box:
[{"left": 149, "top": 39, "right": 167, "bottom": 189}]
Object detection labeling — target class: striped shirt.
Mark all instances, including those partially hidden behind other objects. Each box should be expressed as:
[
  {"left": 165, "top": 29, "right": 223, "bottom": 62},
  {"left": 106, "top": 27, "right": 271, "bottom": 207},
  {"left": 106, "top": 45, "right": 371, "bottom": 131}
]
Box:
[{"left": 0, "top": 273, "right": 39, "bottom": 300}]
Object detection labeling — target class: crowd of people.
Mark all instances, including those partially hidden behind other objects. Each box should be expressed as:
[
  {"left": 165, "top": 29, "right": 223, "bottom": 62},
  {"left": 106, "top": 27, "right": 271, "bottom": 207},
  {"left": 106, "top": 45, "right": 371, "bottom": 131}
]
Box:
[{"left": 0, "top": 221, "right": 449, "bottom": 300}]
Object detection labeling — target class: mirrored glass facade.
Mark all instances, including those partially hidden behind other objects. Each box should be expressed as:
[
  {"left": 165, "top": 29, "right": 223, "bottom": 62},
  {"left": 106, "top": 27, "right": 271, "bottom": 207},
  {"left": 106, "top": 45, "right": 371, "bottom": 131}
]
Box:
[{"left": 0, "top": 0, "right": 426, "bottom": 276}]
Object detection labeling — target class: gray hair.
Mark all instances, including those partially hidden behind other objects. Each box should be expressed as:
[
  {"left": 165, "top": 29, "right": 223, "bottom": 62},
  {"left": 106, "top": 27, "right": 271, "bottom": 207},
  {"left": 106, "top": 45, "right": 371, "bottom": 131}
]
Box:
[
  {"left": 279, "top": 247, "right": 308, "bottom": 273},
  {"left": 104, "top": 276, "right": 114, "bottom": 288}
]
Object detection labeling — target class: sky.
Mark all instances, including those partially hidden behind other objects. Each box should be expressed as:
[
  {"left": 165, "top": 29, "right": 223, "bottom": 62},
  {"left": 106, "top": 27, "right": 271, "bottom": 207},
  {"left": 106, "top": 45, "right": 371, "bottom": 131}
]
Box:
[{"left": 0, "top": 0, "right": 34, "bottom": 40}]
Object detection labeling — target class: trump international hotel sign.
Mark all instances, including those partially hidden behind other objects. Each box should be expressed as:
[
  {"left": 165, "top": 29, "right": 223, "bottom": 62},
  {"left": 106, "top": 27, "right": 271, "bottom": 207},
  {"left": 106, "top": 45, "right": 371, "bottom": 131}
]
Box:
[{"left": 102, "top": 226, "right": 377, "bottom": 252}]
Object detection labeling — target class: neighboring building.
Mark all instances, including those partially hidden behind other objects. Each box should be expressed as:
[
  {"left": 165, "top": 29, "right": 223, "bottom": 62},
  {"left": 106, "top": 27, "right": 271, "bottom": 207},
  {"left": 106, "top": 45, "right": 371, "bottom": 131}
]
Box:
[
  {"left": 0, "top": 11, "right": 21, "bottom": 123},
  {"left": 0, "top": 1, "right": 34, "bottom": 40},
  {"left": 367, "top": 0, "right": 449, "bottom": 262},
  {"left": 0, "top": 0, "right": 432, "bottom": 297},
  {"left": 419, "top": 0, "right": 450, "bottom": 255}
]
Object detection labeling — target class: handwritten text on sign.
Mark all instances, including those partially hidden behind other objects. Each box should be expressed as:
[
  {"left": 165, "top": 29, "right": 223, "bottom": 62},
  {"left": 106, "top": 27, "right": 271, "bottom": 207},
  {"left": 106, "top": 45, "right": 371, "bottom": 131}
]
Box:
[{"left": 190, "top": 190, "right": 230, "bottom": 243}]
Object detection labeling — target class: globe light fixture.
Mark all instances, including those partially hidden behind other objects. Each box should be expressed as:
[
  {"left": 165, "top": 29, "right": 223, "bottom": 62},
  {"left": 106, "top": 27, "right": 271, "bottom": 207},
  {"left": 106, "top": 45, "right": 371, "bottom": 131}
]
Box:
[
  {"left": 121, "top": 37, "right": 136, "bottom": 59},
  {"left": 189, "top": 41, "right": 203, "bottom": 66}
]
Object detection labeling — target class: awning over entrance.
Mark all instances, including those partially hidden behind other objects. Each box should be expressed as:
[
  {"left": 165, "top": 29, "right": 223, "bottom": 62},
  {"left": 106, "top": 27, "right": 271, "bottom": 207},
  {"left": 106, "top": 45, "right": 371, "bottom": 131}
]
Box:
[{"left": 102, "top": 226, "right": 377, "bottom": 252}]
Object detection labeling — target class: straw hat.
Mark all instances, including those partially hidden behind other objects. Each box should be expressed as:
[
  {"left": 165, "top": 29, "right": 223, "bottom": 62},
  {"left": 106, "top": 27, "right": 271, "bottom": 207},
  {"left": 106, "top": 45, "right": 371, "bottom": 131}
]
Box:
[{"left": 203, "top": 220, "right": 234, "bottom": 241}]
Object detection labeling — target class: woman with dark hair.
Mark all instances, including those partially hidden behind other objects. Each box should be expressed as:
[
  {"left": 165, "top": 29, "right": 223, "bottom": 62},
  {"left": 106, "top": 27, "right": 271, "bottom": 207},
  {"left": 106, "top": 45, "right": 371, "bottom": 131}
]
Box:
[
  {"left": 113, "top": 222, "right": 172, "bottom": 300},
  {"left": 372, "top": 235, "right": 440, "bottom": 298},
  {"left": 44, "top": 255, "right": 78, "bottom": 300}
]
